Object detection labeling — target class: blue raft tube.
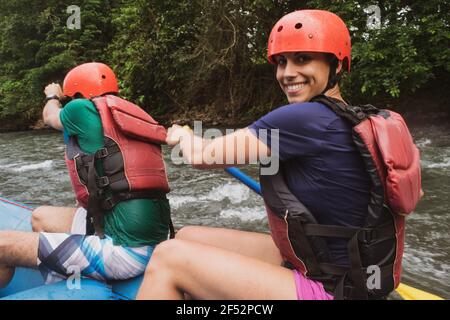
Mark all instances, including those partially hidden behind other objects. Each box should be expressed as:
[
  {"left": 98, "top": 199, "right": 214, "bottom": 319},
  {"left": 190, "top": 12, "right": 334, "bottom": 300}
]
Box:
[{"left": 0, "top": 196, "right": 143, "bottom": 300}]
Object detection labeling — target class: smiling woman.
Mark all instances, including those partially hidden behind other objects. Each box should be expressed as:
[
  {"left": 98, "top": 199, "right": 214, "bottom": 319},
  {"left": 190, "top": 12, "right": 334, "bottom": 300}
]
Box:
[
  {"left": 267, "top": 9, "right": 351, "bottom": 104},
  {"left": 273, "top": 52, "right": 344, "bottom": 103},
  {"left": 136, "top": 9, "right": 421, "bottom": 301}
]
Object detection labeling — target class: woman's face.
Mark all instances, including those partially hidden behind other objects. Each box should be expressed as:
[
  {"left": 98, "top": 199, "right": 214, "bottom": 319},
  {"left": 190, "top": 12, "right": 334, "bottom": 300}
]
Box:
[{"left": 274, "top": 52, "right": 332, "bottom": 104}]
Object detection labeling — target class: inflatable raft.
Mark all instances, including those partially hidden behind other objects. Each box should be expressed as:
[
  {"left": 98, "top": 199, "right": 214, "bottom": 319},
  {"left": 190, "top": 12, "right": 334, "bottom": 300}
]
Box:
[
  {"left": 0, "top": 197, "right": 142, "bottom": 300},
  {"left": 0, "top": 195, "right": 445, "bottom": 300}
]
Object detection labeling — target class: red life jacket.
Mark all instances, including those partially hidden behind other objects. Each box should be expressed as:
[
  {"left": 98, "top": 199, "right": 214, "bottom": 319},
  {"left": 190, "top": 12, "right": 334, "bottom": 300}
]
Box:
[
  {"left": 261, "top": 95, "right": 421, "bottom": 299},
  {"left": 65, "top": 95, "right": 170, "bottom": 237}
]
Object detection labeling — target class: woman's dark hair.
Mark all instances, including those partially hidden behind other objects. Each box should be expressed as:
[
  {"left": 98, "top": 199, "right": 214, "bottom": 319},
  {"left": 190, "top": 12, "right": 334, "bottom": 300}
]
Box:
[{"left": 326, "top": 53, "right": 342, "bottom": 88}]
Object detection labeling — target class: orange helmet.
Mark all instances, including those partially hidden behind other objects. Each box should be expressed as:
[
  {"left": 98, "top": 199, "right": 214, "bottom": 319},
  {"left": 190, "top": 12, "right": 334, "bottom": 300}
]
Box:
[
  {"left": 63, "top": 62, "right": 119, "bottom": 98},
  {"left": 267, "top": 10, "right": 351, "bottom": 71}
]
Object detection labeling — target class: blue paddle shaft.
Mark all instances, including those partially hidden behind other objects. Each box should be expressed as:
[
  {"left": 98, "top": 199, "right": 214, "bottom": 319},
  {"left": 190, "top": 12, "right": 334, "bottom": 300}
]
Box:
[{"left": 225, "top": 167, "right": 261, "bottom": 196}]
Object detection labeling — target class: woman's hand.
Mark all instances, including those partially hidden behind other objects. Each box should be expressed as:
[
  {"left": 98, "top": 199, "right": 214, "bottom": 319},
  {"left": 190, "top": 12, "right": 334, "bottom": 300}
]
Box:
[{"left": 166, "top": 124, "right": 193, "bottom": 147}]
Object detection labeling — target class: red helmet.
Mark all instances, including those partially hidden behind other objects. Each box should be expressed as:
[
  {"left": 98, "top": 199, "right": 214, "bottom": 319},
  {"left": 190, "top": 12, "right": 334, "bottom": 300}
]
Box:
[
  {"left": 63, "top": 62, "right": 119, "bottom": 98},
  {"left": 267, "top": 10, "right": 351, "bottom": 71}
]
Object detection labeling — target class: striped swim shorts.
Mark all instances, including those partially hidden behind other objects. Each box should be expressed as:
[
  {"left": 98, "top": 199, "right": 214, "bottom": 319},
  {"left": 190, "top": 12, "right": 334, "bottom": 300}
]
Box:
[{"left": 37, "top": 208, "right": 154, "bottom": 284}]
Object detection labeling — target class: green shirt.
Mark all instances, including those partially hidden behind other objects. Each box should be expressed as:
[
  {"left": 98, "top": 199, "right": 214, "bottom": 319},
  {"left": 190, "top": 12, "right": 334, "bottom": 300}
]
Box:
[{"left": 60, "top": 98, "right": 170, "bottom": 247}]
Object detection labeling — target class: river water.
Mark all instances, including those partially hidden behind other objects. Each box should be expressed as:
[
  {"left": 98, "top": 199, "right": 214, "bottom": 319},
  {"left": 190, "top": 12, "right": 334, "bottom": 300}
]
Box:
[{"left": 0, "top": 119, "right": 449, "bottom": 298}]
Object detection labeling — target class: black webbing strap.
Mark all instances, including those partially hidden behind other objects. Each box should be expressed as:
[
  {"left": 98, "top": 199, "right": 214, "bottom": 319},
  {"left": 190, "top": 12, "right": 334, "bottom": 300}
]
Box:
[
  {"left": 333, "top": 273, "right": 347, "bottom": 300},
  {"left": 332, "top": 263, "right": 395, "bottom": 300},
  {"left": 359, "top": 222, "right": 395, "bottom": 243},
  {"left": 74, "top": 154, "right": 89, "bottom": 186},
  {"left": 303, "top": 224, "right": 359, "bottom": 239},
  {"left": 100, "top": 190, "right": 167, "bottom": 211},
  {"left": 86, "top": 156, "right": 105, "bottom": 238},
  {"left": 320, "top": 231, "right": 369, "bottom": 300},
  {"left": 303, "top": 223, "right": 395, "bottom": 242},
  {"left": 96, "top": 171, "right": 125, "bottom": 189},
  {"left": 347, "top": 231, "right": 369, "bottom": 299},
  {"left": 318, "top": 263, "right": 348, "bottom": 276},
  {"left": 94, "top": 144, "right": 121, "bottom": 159},
  {"left": 312, "top": 95, "right": 379, "bottom": 127},
  {"left": 97, "top": 189, "right": 175, "bottom": 240},
  {"left": 80, "top": 140, "right": 171, "bottom": 239},
  {"left": 286, "top": 216, "right": 323, "bottom": 276}
]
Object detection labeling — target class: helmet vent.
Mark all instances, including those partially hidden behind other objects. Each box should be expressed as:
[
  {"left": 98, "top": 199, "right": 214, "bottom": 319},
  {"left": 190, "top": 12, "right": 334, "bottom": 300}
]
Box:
[
  {"left": 295, "top": 23, "right": 303, "bottom": 29},
  {"left": 277, "top": 26, "right": 283, "bottom": 32}
]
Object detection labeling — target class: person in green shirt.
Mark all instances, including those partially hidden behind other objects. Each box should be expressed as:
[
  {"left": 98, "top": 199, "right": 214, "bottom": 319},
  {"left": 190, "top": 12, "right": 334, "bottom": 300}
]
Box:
[
  {"left": 53, "top": 97, "right": 171, "bottom": 247},
  {"left": 0, "top": 63, "right": 171, "bottom": 289}
]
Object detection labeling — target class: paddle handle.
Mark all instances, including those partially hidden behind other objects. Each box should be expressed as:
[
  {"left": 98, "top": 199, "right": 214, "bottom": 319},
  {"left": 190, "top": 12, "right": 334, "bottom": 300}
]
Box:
[{"left": 225, "top": 167, "right": 261, "bottom": 195}]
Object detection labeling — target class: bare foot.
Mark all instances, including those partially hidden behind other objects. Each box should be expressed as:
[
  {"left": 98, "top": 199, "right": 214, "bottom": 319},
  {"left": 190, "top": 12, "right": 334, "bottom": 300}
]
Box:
[{"left": 0, "top": 265, "right": 15, "bottom": 288}]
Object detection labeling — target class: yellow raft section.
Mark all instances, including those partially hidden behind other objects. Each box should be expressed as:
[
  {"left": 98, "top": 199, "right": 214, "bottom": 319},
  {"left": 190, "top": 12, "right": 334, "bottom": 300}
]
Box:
[{"left": 396, "top": 283, "right": 444, "bottom": 300}]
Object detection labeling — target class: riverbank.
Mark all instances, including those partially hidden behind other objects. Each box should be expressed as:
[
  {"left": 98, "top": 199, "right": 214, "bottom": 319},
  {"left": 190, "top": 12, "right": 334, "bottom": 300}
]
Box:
[
  {"left": 0, "top": 104, "right": 257, "bottom": 133},
  {"left": 1, "top": 85, "right": 448, "bottom": 133}
]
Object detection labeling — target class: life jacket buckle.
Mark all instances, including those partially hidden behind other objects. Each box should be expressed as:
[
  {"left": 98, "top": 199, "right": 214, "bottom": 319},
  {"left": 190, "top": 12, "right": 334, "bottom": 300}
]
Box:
[
  {"left": 103, "top": 197, "right": 115, "bottom": 211},
  {"left": 96, "top": 147, "right": 109, "bottom": 159},
  {"left": 97, "top": 176, "right": 110, "bottom": 188},
  {"left": 362, "top": 228, "right": 377, "bottom": 244},
  {"left": 74, "top": 154, "right": 83, "bottom": 166}
]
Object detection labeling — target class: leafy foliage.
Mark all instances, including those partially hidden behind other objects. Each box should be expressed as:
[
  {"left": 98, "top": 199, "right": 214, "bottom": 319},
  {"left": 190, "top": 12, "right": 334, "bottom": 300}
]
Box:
[{"left": 0, "top": 0, "right": 448, "bottom": 128}]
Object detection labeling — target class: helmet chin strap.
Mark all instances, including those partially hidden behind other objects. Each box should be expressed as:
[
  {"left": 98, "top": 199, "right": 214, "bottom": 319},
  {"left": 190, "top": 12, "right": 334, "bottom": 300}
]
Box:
[{"left": 320, "top": 62, "right": 340, "bottom": 96}]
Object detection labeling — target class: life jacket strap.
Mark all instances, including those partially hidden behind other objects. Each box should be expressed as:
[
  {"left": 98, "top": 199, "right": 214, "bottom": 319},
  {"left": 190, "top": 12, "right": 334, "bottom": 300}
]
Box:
[
  {"left": 311, "top": 95, "right": 379, "bottom": 125},
  {"left": 86, "top": 154, "right": 106, "bottom": 238},
  {"left": 99, "top": 190, "right": 176, "bottom": 240},
  {"left": 94, "top": 144, "right": 121, "bottom": 159},
  {"left": 100, "top": 191, "right": 167, "bottom": 211},
  {"left": 303, "top": 223, "right": 395, "bottom": 243},
  {"left": 286, "top": 216, "right": 323, "bottom": 276},
  {"left": 347, "top": 231, "right": 369, "bottom": 299},
  {"left": 331, "top": 263, "right": 395, "bottom": 300}
]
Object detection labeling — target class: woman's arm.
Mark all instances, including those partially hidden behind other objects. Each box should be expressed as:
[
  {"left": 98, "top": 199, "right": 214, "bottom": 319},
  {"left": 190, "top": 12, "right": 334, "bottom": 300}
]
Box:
[{"left": 166, "top": 125, "right": 271, "bottom": 169}]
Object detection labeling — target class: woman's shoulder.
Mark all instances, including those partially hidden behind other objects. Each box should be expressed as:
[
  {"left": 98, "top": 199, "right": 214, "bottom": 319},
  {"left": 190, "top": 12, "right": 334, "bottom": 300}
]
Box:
[
  {"left": 282, "top": 101, "right": 338, "bottom": 116},
  {"left": 259, "top": 101, "right": 339, "bottom": 126}
]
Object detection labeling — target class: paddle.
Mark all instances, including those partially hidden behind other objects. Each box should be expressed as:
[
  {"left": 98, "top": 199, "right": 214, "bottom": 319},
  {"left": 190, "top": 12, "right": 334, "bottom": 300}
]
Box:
[{"left": 224, "top": 167, "right": 444, "bottom": 300}]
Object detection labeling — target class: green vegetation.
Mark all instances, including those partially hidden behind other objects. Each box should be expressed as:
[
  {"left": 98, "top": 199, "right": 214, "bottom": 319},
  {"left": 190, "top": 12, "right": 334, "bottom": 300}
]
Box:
[{"left": 0, "top": 0, "right": 449, "bottom": 130}]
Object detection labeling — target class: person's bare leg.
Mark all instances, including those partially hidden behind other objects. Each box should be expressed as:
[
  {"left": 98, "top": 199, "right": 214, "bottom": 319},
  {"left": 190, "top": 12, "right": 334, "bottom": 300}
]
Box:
[
  {"left": 137, "top": 239, "right": 296, "bottom": 300},
  {"left": 175, "top": 226, "right": 282, "bottom": 264},
  {"left": 0, "top": 265, "right": 14, "bottom": 288},
  {"left": 175, "top": 226, "right": 284, "bottom": 300},
  {"left": 0, "top": 230, "right": 39, "bottom": 288},
  {"left": 31, "top": 206, "right": 77, "bottom": 233}
]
